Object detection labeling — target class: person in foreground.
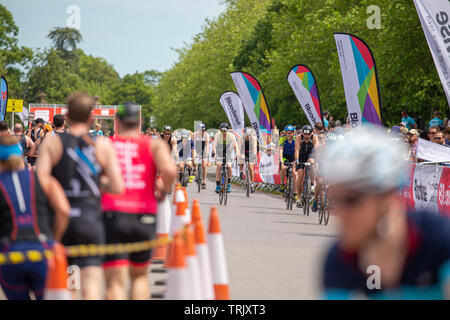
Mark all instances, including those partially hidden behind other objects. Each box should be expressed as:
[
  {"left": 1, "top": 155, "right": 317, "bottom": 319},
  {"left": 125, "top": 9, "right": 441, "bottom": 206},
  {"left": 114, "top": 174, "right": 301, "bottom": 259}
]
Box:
[{"left": 318, "top": 126, "right": 450, "bottom": 300}]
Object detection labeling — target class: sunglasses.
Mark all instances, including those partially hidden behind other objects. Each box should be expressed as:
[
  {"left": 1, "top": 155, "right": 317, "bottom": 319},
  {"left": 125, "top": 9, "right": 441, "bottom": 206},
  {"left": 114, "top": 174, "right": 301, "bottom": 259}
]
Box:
[
  {"left": 164, "top": 132, "right": 171, "bottom": 135},
  {"left": 331, "top": 193, "right": 367, "bottom": 208},
  {"left": 434, "top": 137, "right": 443, "bottom": 140}
]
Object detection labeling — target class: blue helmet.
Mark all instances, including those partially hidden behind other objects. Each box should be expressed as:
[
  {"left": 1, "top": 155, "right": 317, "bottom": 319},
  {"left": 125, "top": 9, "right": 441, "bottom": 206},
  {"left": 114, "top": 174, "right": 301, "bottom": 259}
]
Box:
[{"left": 284, "top": 125, "right": 295, "bottom": 132}]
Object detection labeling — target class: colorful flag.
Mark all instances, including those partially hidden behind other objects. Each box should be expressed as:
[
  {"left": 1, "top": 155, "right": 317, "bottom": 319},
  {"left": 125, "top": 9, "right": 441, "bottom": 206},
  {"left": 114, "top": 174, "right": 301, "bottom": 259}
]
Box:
[
  {"left": 0, "top": 77, "right": 8, "bottom": 122},
  {"left": 219, "top": 91, "right": 245, "bottom": 136},
  {"left": 230, "top": 72, "right": 271, "bottom": 145},
  {"left": 334, "top": 33, "right": 383, "bottom": 127},
  {"left": 413, "top": 0, "right": 450, "bottom": 107},
  {"left": 287, "top": 64, "right": 324, "bottom": 127}
]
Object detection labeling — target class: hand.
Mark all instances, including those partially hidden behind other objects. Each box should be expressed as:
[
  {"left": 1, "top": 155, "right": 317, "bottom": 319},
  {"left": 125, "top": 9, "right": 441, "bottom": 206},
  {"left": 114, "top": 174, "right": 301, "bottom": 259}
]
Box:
[{"left": 154, "top": 177, "right": 168, "bottom": 202}]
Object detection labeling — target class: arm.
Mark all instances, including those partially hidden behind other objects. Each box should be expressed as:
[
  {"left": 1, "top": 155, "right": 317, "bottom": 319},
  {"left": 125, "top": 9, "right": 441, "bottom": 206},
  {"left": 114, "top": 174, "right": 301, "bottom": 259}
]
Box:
[
  {"left": 152, "top": 139, "right": 177, "bottom": 194},
  {"left": 26, "top": 136, "right": 35, "bottom": 157},
  {"left": 38, "top": 173, "right": 70, "bottom": 242},
  {"left": 295, "top": 137, "right": 300, "bottom": 163},
  {"left": 95, "top": 137, "right": 124, "bottom": 194},
  {"left": 36, "top": 134, "right": 63, "bottom": 176}
]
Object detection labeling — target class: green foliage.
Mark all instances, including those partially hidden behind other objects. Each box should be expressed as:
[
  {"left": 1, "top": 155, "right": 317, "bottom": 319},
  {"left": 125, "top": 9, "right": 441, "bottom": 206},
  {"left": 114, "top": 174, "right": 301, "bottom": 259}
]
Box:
[{"left": 153, "top": 0, "right": 449, "bottom": 129}]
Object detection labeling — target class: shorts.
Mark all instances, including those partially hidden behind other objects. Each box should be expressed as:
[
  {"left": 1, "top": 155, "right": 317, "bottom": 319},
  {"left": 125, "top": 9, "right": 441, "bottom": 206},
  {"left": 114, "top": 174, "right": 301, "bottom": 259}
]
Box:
[
  {"left": 28, "top": 157, "right": 37, "bottom": 166},
  {"left": 62, "top": 216, "right": 105, "bottom": 268},
  {"left": 215, "top": 158, "right": 232, "bottom": 165},
  {"left": 102, "top": 211, "right": 157, "bottom": 268},
  {"left": 282, "top": 155, "right": 295, "bottom": 163},
  {"left": 0, "top": 241, "right": 53, "bottom": 300}
]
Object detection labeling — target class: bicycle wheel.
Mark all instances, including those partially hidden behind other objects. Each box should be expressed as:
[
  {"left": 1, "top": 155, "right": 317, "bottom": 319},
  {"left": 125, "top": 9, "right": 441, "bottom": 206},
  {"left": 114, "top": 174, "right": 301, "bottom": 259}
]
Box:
[
  {"left": 303, "top": 176, "right": 310, "bottom": 216},
  {"left": 323, "top": 190, "right": 330, "bottom": 225},
  {"left": 285, "top": 175, "right": 291, "bottom": 210},
  {"left": 288, "top": 174, "right": 294, "bottom": 211},
  {"left": 246, "top": 167, "right": 250, "bottom": 198},
  {"left": 197, "top": 164, "right": 202, "bottom": 193},
  {"left": 224, "top": 171, "right": 228, "bottom": 206},
  {"left": 318, "top": 190, "right": 324, "bottom": 224}
]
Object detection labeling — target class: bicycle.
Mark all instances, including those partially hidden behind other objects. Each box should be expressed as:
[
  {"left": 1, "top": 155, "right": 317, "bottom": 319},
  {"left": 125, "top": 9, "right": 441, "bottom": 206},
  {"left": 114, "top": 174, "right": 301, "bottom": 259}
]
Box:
[
  {"left": 180, "top": 158, "right": 192, "bottom": 187},
  {"left": 318, "top": 182, "right": 331, "bottom": 225},
  {"left": 283, "top": 161, "right": 295, "bottom": 211},
  {"left": 218, "top": 157, "right": 228, "bottom": 206},
  {"left": 297, "top": 162, "right": 312, "bottom": 216}
]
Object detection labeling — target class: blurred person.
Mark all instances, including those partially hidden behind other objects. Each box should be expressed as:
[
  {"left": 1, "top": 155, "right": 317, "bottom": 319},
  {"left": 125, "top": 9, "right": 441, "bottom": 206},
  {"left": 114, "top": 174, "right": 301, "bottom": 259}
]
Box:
[
  {"left": 176, "top": 130, "right": 196, "bottom": 185},
  {"left": 428, "top": 126, "right": 439, "bottom": 142},
  {"left": 36, "top": 92, "right": 124, "bottom": 300},
  {"left": 429, "top": 111, "right": 444, "bottom": 129},
  {"left": 160, "top": 125, "right": 177, "bottom": 156},
  {"left": 13, "top": 124, "right": 35, "bottom": 168},
  {"left": 323, "top": 111, "right": 331, "bottom": 130},
  {"left": 401, "top": 110, "right": 417, "bottom": 130},
  {"left": 193, "top": 123, "right": 210, "bottom": 189},
  {"left": 27, "top": 118, "right": 46, "bottom": 169},
  {"left": 238, "top": 127, "right": 257, "bottom": 193},
  {"left": 102, "top": 102, "right": 176, "bottom": 300},
  {"left": 0, "top": 135, "right": 70, "bottom": 300},
  {"left": 53, "top": 114, "right": 66, "bottom": 133},
  {"left": 314, "top": 122, "right": 325, "bottom": 136},
  {"left": 319, "top": 127, "right": 450, "bottom": 299},
  {"left": 212, "top": 123, "right": 239, "bottom": 193},
  {"left": 445, "top": 127, "right": 450, "bottom": 147},
  {"left": 0, "top": 121, "right": 10, "bottom": 136}
]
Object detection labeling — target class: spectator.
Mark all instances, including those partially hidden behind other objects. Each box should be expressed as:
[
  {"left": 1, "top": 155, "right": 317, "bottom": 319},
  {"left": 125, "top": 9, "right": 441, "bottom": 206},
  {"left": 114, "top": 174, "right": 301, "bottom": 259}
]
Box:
[
  {"left": 434, "top": 132, "right": 446, "bottom": 146},
  {"left": 93, "top": 123, "right": 103, "bottom": 137},
  {"left": 401, "top": 110, "right": 417, "bottom": 130},
  {"left": 445, "top": 127, "right": 450, "bottom": 147},
  {"left": 407, "top": 129, "right": 419, "bottom": 162},
  {"left": 428, "top": 126, "right": 439, "bottom": 142},
  {"left": 416, "top": 115, "right": 425, "bottom": 131},
  {"left": 0, "top": 121, "right": 9, "bottom": 136},
  {"left": 328, "top": 120, "right": 336, "bottom": 132},
  {"left": 323, "top": 111, "right": 330, "bottom": 130},
  {"left": 429, "top": 111, "right": 444, "bottom": 129},
  {"left": 314, "top": 122, "right": 325, "bottom": 135}
]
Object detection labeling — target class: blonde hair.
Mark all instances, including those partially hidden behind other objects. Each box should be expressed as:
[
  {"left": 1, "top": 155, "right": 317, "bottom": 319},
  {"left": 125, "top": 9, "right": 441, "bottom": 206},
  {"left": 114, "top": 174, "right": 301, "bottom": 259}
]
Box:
[{"left": 0, "top": 135, "right": 24, "bottom": 171}]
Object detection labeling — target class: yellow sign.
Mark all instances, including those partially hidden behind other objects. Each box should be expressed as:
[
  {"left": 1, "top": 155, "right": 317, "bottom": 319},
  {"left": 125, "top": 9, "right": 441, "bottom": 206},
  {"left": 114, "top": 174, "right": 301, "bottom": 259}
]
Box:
[{"left": 7, "top": 99, "right": 23, "bottom": 113}]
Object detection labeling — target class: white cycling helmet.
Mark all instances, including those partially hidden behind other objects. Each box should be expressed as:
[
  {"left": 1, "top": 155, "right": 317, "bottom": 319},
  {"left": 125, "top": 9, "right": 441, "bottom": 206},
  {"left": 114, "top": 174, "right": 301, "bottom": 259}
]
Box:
[{"left": 317, "top": 126, "right": 409, "bottom": 194}]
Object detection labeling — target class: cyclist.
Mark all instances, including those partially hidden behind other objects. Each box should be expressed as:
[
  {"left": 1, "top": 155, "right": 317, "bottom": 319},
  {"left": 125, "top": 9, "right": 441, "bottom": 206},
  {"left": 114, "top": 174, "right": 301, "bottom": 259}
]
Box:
[
  {"left": 0, "top": 135, "right": 70, "bottom": 300},
  {"left": 36, "top": 92, "right": 124, "bottom": 300},
  {"left": 295, "top": 124, "right": 319, "bottom": 208},
  {"left": 160, "top": 125, "right": 177, "bottom": 157},
  {"left": 176, "top": 130, "right": 196, "bottom": 185},
  {"left": 193, "top": 123, "right": 210, "bottom": 189},
  {"left": 212, "top": 123, "right": 239, "bottom": 193},
  {"left": 279, "top": 125, "right": 297, "bottom": 194},
  {"left": 238, "top": 127, "right": 257, "bottom": 193},
  {"left": 319, "top": 126, "right": 450, "bottom": 299},
  {"left": 311, "top": 131, "right": 337, "bottom": 212},
  {"left": 101, "top": 102, "right": 176, "bottom": 300}
]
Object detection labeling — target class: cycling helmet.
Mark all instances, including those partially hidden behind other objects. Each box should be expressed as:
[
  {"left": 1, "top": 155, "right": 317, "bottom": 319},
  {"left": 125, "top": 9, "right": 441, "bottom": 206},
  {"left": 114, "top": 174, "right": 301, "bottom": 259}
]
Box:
[
  {"left": 284, "top": 125, "right": 295, "bottom": 132},
  {"left": 200, "top": 123, "right": 206, "bottom": 131},
  {"left": 163, "top": 125, "right": 172, "bottom": 132},
  {"left": 317, "top": 126, "right": 408, "bottom": 194},
  {"left": 244, "top": 127, "right": 252, "bottom": 136},
  {"left": 302, "top": 125, "right": 313, "bottom": 135},
  {"left": 181, "top": 130, "right": 189, "bottom": 139},
  {"left": 220, "top": 122, "right": 229, "bottom": 131}
]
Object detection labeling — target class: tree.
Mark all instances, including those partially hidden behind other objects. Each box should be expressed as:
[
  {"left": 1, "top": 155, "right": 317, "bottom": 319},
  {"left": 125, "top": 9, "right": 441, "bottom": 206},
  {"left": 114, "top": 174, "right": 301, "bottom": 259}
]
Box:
[{"left": 47, "top": 27, "right": 82, "bottom": 61}]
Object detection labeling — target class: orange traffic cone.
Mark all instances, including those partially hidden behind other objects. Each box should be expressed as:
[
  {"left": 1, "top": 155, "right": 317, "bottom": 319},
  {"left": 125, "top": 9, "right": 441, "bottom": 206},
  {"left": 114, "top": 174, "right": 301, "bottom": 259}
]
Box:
[
  {"left": 208, "top": 207, "right": 230, "bottom": 300},
  {"left": 184, "top": 226, "right": 202, "bottom": 300},
  {"left": 170, "top": 187, "right": 186, "bottom": 234},
  {"left": 44, "top": 243, "right": 71, "bottom": 300},
  {"left": 165, "top": 232, "right": 189, "bottom": 300},
  {"left": 194, "top": 218, "right": 214, "bottom": 300},
  {"left": 152, "top": 196, "right": 172, "bottom": 262},
  {"left": 191, "top": 199, "right": 202, "bottom": 225}
]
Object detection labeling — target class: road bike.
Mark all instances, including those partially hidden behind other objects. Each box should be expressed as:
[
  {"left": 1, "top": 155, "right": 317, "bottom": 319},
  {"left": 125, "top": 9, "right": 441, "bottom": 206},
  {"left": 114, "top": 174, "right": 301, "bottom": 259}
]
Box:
[
  {"left": 180, "top": 158, "right": 192, "bottom": 187},
  {"left": 195, "top": 156, "right": 203, "bottom": 193},
  {"left": 297, "top": 162, "right": 312, "bottom": 216},
  {"left": 218, "top": 157, "right": 228, "bottom": 206},
  {"left": 242, "top": 158, "right": 251, "bottom": 198},
  {"left": 318, "top": 182, "right": 331, "bottom": 225},
  {"left": 283, "top": 161, "right": 295, "bottom": 210}
]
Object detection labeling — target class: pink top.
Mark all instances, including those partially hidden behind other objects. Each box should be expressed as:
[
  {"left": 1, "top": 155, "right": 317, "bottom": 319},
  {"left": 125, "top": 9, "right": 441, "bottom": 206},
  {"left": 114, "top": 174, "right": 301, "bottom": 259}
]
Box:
[{"left": 102, "top": 135, "right": 157, "bottom": 215}]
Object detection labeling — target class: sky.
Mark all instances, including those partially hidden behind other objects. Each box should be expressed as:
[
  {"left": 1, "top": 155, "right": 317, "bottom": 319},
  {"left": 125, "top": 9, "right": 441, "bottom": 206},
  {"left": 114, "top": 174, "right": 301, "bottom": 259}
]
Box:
[{"left": 3, "top": 0, "right": 227, "bottom": 76}]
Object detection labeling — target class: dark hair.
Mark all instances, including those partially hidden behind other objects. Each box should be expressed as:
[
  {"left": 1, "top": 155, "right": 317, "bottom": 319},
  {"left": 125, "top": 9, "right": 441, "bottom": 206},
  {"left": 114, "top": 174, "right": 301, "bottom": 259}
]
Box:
[
  {"left": 67, "top": 92, "right": 94, "bottom": 123},
  {"left": 314, "top": 122, "right": 324, "bottom": 131},
  {"left": 53, "top": 114, "right": 65, "bottom": 128},
  {"left": 35, "top": 118, "right": 44, "bottom": 124},
  {"left": 328, "top": 120, "right": 336, "bottom": 129},
  {"left": 445, "top": 127, "right": 450, "bottom": 135},
  {"left": 0, "top": 121, "right": 8, "bottom": 132}
]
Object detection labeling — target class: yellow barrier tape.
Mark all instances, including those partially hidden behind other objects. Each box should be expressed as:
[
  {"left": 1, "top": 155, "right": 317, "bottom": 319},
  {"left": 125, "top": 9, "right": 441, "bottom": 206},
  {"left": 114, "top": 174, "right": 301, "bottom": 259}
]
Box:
[{"left": 0, "top": 237, "right": 172, "bottom": 266}]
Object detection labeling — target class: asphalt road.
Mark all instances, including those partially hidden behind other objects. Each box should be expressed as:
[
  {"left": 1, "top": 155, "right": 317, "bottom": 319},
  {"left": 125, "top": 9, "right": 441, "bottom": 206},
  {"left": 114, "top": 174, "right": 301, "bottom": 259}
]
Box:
[{"left": 170, "top": 178, "right": 340, "bottom": 300}]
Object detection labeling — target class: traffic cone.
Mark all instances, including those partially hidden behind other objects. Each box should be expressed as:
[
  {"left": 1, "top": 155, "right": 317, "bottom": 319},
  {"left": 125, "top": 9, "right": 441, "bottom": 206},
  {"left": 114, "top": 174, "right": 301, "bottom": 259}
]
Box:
[
  {"left": 152, "top": 196, "right": 172, "bottom": 262},
  {"left": 208, "top": 207, "right": 230, "bottom": 300},
  {"left": 172, "top": 183, "right": 185, "bottom": 215},
  {"left": 182, "top": 187, "right": 191, "bottom": 224},
  {"left": 191, "top": 199, "right": 202, "bottom": 225},
  {"left": 44, "top": 243, "right": 71, "bottom": 300},
  {"left": 184, "top": 226, "right": 202, "bottom": 300},
  {"left": 194, "top": 218, "right": 214, "bottom": 300},
  {"left": 165, "top": 232, "right": 189, "bottom": 300}
]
